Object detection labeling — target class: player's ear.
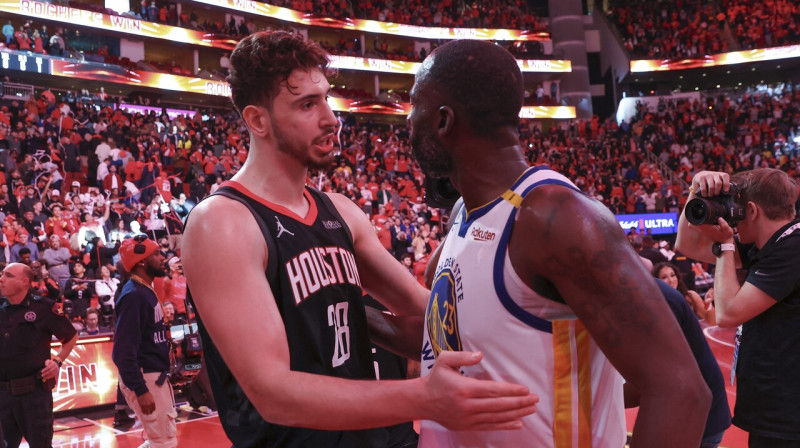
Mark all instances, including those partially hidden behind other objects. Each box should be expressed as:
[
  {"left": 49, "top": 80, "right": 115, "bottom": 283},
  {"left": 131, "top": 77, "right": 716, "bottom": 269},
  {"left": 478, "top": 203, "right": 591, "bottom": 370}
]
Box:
[
  {"left": 437, "top": 106, "right": 454, "bottom": 138},
  {"left": 241, "top": 105, "right": 271, "bottom": 139}
]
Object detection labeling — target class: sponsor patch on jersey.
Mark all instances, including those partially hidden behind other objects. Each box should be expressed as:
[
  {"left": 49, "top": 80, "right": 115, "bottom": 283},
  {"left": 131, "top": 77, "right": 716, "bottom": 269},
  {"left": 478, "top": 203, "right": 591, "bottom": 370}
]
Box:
[
  {"left": 471, "top": 226, "right": 497, "bottom": 242},
  {"left": 426, "top": 267, "right": 462, "bottom": 358},
  {"left": 322, "top": 219, "right": 343, "bottom": 230}
]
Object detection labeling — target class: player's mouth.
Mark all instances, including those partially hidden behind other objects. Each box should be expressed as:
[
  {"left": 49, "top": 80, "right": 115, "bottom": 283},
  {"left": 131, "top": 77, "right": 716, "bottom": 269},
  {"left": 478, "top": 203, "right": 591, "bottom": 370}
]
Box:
[{"left": 314, "top": 133, "right": 336, "bottom": 153}]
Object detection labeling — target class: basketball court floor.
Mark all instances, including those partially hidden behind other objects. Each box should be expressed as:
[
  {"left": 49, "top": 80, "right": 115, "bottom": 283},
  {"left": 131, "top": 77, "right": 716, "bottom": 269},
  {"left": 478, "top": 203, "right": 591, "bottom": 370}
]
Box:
[{"left": 27, "top": 324, "right": 748, "bottom": 448}]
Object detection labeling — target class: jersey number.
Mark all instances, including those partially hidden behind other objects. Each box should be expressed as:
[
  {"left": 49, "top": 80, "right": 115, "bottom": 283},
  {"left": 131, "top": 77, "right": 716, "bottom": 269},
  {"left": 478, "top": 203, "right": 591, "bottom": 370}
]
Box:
[{"left": 327, "top": 302, "right": 351, "bottom": 368}]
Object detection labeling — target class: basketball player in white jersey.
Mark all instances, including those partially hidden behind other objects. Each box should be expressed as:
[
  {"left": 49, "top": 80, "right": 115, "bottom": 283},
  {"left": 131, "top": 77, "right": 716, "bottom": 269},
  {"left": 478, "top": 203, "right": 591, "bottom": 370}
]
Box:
[{"left": 406, "top": 39, "right": 711, "bottom": 447}]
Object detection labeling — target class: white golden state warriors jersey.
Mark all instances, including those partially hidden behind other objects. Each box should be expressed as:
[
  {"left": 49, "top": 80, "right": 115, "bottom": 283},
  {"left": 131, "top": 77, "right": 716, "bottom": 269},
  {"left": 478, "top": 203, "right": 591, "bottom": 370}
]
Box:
[{"left": 420, "top": 166, "right": 626, "bottom": 448}]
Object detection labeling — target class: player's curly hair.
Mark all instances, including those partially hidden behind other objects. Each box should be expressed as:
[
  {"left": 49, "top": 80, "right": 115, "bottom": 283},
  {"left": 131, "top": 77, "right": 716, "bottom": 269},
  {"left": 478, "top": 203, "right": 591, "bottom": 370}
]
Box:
[{"left": 227, "top": 30, "right": 330, "bottom": 114}]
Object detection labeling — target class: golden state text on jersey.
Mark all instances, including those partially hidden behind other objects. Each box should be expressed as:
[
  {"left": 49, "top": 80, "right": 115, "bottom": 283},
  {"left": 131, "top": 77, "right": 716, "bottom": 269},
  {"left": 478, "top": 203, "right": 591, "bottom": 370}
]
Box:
[{"left": 423, "top": 256, "right": 463, "bottom": 367}]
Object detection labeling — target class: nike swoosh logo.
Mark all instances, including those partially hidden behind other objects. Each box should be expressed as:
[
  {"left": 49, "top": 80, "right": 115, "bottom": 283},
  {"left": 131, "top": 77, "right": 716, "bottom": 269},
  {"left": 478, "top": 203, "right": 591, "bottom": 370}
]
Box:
[{"left": 754, "top": 270, "right": 771, "bottom": 276}]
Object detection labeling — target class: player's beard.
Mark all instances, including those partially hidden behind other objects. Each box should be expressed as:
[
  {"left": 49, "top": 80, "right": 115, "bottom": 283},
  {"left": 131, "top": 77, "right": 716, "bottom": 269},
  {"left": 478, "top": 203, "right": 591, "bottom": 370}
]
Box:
[
  {"left": 273, "top": 122, "right": 336, "bottom": 171},
  {"left": 411, "top": 131, "right": 453, "bottom": 178}
]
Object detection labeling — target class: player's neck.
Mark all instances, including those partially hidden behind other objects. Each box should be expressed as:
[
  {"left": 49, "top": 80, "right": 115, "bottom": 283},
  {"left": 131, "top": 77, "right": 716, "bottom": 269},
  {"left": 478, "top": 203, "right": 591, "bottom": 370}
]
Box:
[
  {"left": 454, "top": 146, "right": 530, "bottom": 212},
  {"left": 232, "top": 144, "right": 311, "bottom": 214}
]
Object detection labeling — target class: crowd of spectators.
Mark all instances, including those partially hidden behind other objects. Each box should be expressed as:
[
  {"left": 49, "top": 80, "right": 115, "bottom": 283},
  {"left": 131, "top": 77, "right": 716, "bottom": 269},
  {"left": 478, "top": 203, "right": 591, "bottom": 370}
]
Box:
[
  {"left": 0, "top": 78, "right": 798, "bottom": 331},
  {"left": 2, "top": 20, "right": 68, "bottom": 57},
  {"left": 605, "top": 0, "right": 800, "bottom": 59},
  {"left": 519, "top": 86, "right": 800, "bottom": 216}
]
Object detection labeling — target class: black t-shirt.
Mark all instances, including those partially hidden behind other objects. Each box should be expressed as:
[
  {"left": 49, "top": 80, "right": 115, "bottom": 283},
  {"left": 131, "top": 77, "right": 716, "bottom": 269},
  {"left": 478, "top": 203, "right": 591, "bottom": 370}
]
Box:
[
  {"left": 655, "top": 279, "right": 731, "bottom": 438},
  {"left": 734, "top": 219, "right": 800, "bottom": 439},
  {"left": 191, "top": 184, "right": 388, "bottom": 448},
  {"left": 0, "top": 294, "right": 76, "bottom": 380}
]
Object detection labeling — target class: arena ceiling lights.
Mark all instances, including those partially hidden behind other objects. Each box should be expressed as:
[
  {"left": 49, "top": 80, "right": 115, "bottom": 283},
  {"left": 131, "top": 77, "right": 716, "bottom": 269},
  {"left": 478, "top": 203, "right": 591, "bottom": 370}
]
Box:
[
  {"left": 185, "top": 0, "right": 549, "bottom": 41},
  {"left": 630, "top": 44, "right": 800, "bottom": 72},
  {"left": 2, "top": 47, "right": 575, "bottom": 118},
  {"left": 1, "top": 0, "right": 567, "bottom": 76},
  {"left": 328, "top": 55, "right": 571, "bottom": 75}
]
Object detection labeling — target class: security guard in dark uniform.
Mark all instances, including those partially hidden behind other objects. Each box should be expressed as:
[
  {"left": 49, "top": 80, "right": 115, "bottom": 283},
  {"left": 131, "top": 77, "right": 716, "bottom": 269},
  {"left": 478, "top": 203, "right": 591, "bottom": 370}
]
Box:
[{"left": 0, "top": 263, "right": 78, "bottom": 448}]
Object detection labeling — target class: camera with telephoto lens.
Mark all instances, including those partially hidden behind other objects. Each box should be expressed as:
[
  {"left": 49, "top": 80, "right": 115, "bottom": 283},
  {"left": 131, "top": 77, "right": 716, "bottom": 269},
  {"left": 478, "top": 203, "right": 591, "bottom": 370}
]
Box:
[{"left": 685, "top": 182, "right": 746, "bottom": 227}]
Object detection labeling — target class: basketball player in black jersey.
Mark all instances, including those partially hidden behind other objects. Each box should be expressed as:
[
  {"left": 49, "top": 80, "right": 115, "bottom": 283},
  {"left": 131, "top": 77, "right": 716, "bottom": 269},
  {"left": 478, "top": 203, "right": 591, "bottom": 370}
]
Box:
[{"left": 181, "top": 31, "right": 538, "bottom": 448}]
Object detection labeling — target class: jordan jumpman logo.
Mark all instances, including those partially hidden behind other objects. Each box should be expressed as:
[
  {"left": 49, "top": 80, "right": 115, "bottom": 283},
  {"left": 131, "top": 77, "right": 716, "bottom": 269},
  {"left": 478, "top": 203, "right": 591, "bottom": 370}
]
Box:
[{"left": 275, "top": 216, "right": 295, "bottom": 238}]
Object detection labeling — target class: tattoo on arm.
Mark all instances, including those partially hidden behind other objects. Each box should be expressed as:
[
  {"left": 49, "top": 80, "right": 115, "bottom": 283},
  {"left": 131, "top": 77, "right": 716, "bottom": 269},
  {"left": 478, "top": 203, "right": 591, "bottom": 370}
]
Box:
[{"left": 538, "top": 211, "right": 660, "bottom": 348}]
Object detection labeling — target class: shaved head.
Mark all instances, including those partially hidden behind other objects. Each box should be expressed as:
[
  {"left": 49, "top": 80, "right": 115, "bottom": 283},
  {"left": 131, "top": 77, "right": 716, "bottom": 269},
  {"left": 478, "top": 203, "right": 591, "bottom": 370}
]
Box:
[
  {"left": 6, "top": 262, "right": 34, "bottom": 282},
  {"left": 1, "top": 263, "right": 34, "bottom": 303},
  {"left": 415, "top": 40, "right": 523, "bottom": 137}
]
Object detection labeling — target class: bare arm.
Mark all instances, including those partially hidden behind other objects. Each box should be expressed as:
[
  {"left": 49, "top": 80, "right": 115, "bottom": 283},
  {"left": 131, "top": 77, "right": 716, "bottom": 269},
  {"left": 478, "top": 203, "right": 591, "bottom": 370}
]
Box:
[
  {"left": 685, "top": 290, "right": 710, "bottom": 322},
  {"left": 712, "top": 241, "right": 776, "bottom": 328},
  {"left": 510, "top": 186, "right": 710, "bottom": 448},
  {"left": 329, "top": 193, "right": 428, "bottom": 357},
  {"left": 424, "top": 236, "right": 445, "bottom": 289},
  {"left": 330, "top": 193, "right": 428, "bottom": 317},
  {"left": 183, "top": 196, "right": 536, "bottom": 431},
  {"left": 364, "top": 306, "right": 425, "bottom": 360}
]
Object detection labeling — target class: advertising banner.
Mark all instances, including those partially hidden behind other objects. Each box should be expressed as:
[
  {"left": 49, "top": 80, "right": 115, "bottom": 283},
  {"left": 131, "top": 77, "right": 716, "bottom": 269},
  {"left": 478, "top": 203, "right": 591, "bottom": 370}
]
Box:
[
  {"left": 0, "top": 0, "right": 238, "bottom": 50},
  {"left": 630, "top": 44, "right": 800, "bottom": 73},
  {"left": 615, "top": 212, "right": 679, "bottom": 235},
  {"left": 50, "top": 59, "right": 232, "bottom": 97},
  {"left": 185, "top": 0, "right": 549, "bottom": 41},
  {"left": 0, "top": 48, "right": 576, "bottom": 117},
  {"left": 51, "top": 337, "right": 118, "bottom": 412},
  {"left": 329, "top": 55, "right": 570, "bottom": 74}
]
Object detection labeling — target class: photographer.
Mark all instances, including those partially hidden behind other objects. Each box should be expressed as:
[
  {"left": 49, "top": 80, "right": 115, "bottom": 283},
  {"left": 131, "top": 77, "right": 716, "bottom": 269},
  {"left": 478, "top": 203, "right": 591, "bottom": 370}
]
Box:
[{"left": 675, "top": 168, "right": 800, "bottom": 447}]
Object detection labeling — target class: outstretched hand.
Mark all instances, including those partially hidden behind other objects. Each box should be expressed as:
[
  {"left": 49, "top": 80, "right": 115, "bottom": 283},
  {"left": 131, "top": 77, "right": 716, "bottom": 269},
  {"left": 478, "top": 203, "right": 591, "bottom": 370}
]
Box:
[{"left": 422, "top": 351, "right": 538, "bottom": 431}]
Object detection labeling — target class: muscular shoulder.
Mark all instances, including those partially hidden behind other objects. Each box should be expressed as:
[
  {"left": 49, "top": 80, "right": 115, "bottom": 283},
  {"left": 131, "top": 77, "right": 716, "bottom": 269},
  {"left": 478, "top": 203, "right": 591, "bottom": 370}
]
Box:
[
  {"left": 516, "top": 184, "right": 614, "bottom": 236},
  {"left": 324, "top": 192, "right": 371, "bottom": 231},
  {"left": 324, "top": 192, "right": 361, "bottom": 216},
  {"left": 512, "top": 184, "right": 627, "bottom": 276},
  {"left": 183, "top": 194, "right": 268, "bottom": 274},
  {"left": 184, "top": 195, "right": 262, "bottom": 243}
]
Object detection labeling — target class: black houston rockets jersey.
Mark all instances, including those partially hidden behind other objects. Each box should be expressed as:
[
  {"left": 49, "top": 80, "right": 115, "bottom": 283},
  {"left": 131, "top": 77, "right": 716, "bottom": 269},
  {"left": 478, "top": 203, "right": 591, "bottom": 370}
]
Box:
[{"left": 190, "top": 181, "right": 386, "bottom": 448}]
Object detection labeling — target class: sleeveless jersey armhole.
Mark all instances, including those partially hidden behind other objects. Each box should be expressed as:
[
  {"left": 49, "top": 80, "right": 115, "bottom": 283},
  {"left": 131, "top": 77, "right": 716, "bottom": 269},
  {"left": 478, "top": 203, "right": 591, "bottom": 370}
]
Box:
[{"left": 208, "top": 189, "right": 280, "bottom": 284}]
